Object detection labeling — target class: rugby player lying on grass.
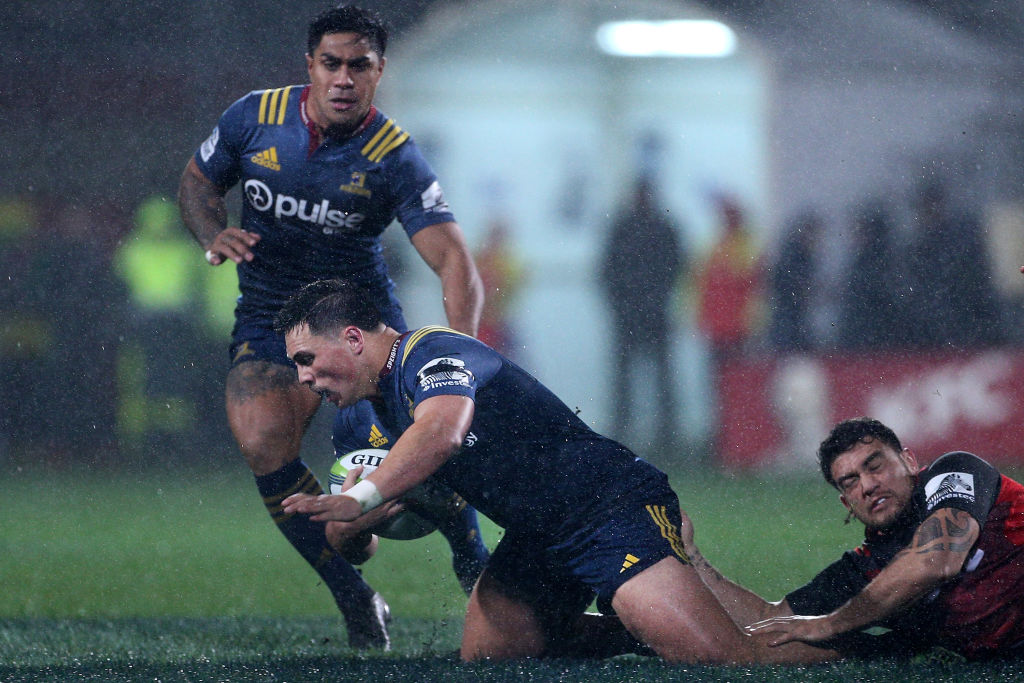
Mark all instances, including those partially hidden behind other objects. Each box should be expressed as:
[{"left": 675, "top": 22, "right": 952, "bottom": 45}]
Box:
[
  {"left": 276, "top": 278, "right": 833, "bottom": 664},
  {"left": 682, "top": 417, "right": 1024, "bottom": 660}
]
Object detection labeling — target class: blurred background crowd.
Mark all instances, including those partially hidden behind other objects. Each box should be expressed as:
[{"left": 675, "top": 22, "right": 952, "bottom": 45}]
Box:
[{"left": 3, "top": 0, "right": 1024, "bottom": 470}]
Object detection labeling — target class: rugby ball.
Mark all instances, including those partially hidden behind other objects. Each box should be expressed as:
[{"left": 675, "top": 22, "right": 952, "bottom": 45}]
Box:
[{"left": 329, "top": 449, "right": 439, "bottom": 540}]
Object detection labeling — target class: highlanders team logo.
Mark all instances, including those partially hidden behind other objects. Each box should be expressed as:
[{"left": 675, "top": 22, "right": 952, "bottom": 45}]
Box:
[
  {"left": 924, "top": 471, "right": 975, "bottom": 508},
  {"left": 340, "top": 171, "right": 372, "bottom": 198},
  {"left": 420, "top": 180, "right": 450, "bottom": 213}
]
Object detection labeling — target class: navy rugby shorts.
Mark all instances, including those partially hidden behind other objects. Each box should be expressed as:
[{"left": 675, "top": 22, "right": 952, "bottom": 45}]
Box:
[{"left": 486, "top": 473, "right": 690, "bottom": 621}]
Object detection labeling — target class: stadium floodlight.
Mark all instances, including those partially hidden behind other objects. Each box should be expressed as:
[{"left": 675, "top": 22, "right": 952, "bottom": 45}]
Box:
[{"left": 595, "top": 20, "right": 737, "bottom": 58}]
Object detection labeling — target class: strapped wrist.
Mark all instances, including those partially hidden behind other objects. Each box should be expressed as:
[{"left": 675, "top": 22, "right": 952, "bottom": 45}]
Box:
[{"left": 345, "top": 479, "right": 384, "bottom": 514}]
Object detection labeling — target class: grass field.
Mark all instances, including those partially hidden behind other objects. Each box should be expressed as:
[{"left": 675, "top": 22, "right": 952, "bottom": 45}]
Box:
[{"left": 2, "top": 458, "right": 1022, "bottom": 681}]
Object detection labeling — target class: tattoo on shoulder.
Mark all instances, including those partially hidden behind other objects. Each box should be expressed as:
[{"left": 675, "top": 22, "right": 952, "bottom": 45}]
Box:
[
  {"left": 944, "top": 510, "right": 972, "bottom": 538},
  {"left": 911, "top": 508, "right": 976, "bottom": 555},
  {"left": 914, "top": 517, "right": 944, "bottom": 546}
]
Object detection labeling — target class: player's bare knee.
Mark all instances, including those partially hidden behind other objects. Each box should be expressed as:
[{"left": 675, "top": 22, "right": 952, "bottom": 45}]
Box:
[
  {"left": 225, "top": 361, "right": 318, "bottom": 474},
  {"left": 230, "top": 420, "right": 300, "bottom": 473},
  {"left": 461, "top": 573, "right": 547, "bottom": 661}
]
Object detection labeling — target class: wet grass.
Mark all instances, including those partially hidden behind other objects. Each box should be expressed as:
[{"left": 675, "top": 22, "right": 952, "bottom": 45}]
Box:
[{"left": 1, "top": 461, "right": 1018, "bottom": 680}]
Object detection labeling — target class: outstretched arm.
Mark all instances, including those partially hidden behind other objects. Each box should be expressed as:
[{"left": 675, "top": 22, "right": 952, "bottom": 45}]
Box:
[
  {"left": 747, "top": 507, "right": 978, "bottom": 645},
  {"left": 680, "top": 508, "right": 795, "bottom": 627},
  {"left": 282, "top": 395, "right": 474, "bottom": 522},
  {"left": 410, "top": 222, "right": 484, "bottom": 337}
]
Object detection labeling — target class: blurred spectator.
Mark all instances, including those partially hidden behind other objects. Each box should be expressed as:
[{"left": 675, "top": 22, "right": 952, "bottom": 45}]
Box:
[
  {"left": 836, "top": 200, "right": 906, "bottom": 350},
  {"left": 114, "top": 195, "right": 205, "bottom": 458},
  {"left": 695, "top": 195, "right": 763, "bottom": 462},
  {"left": 904, "top": 175, "right": 1002, "bottom": 349},
  {"left": 767, "top": 209, "right": 823, "bottom": 353},
  {"left": 600, "top": 177, "right": 686, "bottom": 452},
  {"left": 474, "top": 217, "right": 525, "bottom": 357},
  {"left": 695, "top": 194, "right": 763, "bottom": 364}
]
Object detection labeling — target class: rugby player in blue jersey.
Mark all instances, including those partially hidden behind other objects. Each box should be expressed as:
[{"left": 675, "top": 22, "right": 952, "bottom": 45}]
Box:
[
  {"left": 177, "top": 5, "right": 484, "bottom": 649},
  {"left": 276, "top": 279, "right": 831, "bottom": 664}
]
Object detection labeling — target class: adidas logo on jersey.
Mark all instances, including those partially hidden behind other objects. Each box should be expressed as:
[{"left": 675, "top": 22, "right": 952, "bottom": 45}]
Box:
[
  {"left": 620, "top": 553, "right": 640, "bottom": 573},
  {"left": 369, "top": 424, "right": 389, "bottom": 448},
  {"left": 251, "top": 147, "right": 281, "bottom": 171}
]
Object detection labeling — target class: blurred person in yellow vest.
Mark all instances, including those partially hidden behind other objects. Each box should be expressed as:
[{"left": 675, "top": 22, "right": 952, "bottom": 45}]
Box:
[
  {"left": 201, "top": 255, "right": 239, "bottom": 340},
  {"left": 114, "top": 195, "right": 204, "bottom": 458}
]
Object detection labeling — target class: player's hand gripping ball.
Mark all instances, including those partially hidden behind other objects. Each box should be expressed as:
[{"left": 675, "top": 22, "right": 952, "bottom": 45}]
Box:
[{"left": 329, "top": 449, "right": 439, "bottom": 540}]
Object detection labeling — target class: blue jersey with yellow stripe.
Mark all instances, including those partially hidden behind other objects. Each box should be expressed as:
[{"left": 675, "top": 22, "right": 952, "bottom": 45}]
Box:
[
  {"left": 194, "top": 85, "right": 455, "bottom": 318},
  {"left": 370, "top": 327, "right": 665, "bottom": 534}
]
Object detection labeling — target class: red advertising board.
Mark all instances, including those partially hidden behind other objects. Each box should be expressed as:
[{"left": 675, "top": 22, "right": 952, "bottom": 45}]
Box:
[{"left": 716, "top": 349, "right": 1024, "bottom": 470}]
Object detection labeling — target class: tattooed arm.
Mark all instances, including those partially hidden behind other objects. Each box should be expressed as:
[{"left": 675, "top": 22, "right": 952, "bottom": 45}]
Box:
[
  {"left": 177, "top": 158, "right": 260, "bottom": 265},
  {"left": 746, "top": 507, "right": 979, "bottom": 646}
]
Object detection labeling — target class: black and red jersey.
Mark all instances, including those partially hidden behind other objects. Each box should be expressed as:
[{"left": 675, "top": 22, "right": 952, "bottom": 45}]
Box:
[{"left": 786, "top": 451, "right": 1024, "bottom": 658}]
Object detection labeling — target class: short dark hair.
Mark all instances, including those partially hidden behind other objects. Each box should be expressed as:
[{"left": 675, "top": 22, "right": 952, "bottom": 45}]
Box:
[
  {"left": 308, "top": 5, "right": 389, "bottom": 56},
  {"left": 817, "top": 417, "right": 903, "bottom": 488},
  {"left": 273, "top": 279, "right": 384, "bottom": 337}
]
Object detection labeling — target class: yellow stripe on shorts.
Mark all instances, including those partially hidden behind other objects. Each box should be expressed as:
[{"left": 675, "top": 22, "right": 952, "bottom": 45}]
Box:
[{"left": 645, "top": 504, "right": 690, "bottom": 564}]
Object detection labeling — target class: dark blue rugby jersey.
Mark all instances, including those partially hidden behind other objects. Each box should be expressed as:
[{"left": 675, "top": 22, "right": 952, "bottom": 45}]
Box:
[
  {"left": 370, "top": 327, "right": 661, "bottom": 534},
  {"left": 193, "top": 85, "right": 456, "bottom": 317},
  {"left": 333, "top": 400, "right": 395, "bottom": 454}
]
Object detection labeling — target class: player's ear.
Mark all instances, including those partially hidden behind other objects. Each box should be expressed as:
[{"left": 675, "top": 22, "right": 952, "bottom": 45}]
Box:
[
  {"left": 343, "top": 325, "right": 364, "bottom": 353},
  {"left": 901, "top": 448, "right": 919, "bottom": 472},
  {"left": 839, "top": 494, "right": 856, "bottom": 524},
  {"left": 306, "top": 52, "right": 315, "bottom": 75}
]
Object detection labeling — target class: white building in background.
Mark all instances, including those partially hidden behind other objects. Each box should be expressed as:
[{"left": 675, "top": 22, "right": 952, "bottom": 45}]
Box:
[
  {"left": 375, "top": 0, "right": 1022, "bottom": 458},
  {"left": 380, "top": 0, "right": 767, "bottom": 456}
]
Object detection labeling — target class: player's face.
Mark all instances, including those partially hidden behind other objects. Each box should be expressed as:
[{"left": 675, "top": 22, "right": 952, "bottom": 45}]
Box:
[
  {"left": 831, "top": 438, "right": 919, "bottom": 531},
  {"left": 286, "top": 324, "right": 366, "bottom": 408},
  {"left": 306, "top": 32, "right": 385, "bottom": 138}
]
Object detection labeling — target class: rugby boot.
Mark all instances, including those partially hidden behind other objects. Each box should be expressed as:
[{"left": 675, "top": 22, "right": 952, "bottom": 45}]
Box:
[{"left": 344, "top": 591, "right": 391, "bottom": 650}]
